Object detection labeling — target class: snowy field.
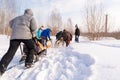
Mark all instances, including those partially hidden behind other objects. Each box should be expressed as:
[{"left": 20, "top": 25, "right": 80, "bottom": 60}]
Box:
[{"left": 0, "top": 35, "right": 120, "bottom": 80}]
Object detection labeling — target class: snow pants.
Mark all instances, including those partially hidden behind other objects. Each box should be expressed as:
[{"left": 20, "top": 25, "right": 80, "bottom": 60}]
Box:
[
  {"left": 75, "top": 35, "right": 79, "bottom": 42},
  {"left": 0, "top": 39, "right": 35, "bottom": 73}
]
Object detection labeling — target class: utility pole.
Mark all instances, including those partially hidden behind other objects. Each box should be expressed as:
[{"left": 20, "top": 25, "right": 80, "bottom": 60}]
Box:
[{"left": 105, "top": 14, "right": 108, "bottom": 33}]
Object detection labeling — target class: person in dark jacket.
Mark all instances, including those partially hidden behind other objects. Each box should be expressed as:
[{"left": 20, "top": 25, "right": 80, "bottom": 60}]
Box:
[
  {"left": 56, "top": 31, "right": 63, "bottom": 40},
  {"left": 62, "top": 29, "right": 72, "bottom": 47},
  {"left": 19, "top": 26, "right": 44, "bottom": 63},
  {"left": 0, "top": 9, "right": 37, "bottom": 75},
  {"left": 75, "top": 24, "right": 80, "bottom": 42},
  {"left": 55, "top": 31, "right": 63, "bottom": 47}
]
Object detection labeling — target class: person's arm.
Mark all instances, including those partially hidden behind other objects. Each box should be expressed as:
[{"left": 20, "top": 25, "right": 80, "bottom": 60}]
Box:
[
  {"left": 47, "top": 30, "right": 51, "bottom": 40},
  {"left": 30, "top": 17, "right": 37, "bottom": 37}
]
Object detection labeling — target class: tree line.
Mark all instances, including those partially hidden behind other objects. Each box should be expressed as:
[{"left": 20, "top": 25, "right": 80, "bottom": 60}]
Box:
[
  {"left": 0, "top": 0, "right": 17, "bottom": 35},
  {"left": 0, "top": 0, "right": 118, "bottom": 40},
  {"left": 0, "top": 1, "right": 74, "bottom": 36}
]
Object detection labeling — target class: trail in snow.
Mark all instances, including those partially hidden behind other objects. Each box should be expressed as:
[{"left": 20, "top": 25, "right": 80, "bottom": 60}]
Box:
[
  {"left": 71, "top": 37, "right": 120, "bottom": 80},
  {"left": 0, "top": 45, "right": 95, "bottom": 80},
  {"left": 1, "top": 35, "right": 120, "bottom": 80}
]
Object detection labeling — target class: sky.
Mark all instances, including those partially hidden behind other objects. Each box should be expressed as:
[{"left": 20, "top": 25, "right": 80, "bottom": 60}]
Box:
[
  {"left": 16, "top": 0, "right": 120, "bottom": 31},
  {"left": 1, "top": 35, "right": 120, "bottom": 80}
]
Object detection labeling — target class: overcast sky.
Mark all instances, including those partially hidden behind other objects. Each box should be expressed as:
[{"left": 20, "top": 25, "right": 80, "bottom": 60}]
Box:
[{"left": 18, "top": 0, "right": 120, "bottom": 31}]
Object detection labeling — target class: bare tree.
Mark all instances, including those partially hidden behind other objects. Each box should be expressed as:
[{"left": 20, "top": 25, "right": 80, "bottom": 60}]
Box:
[
  {"left": 84, "top": 0, "right": 106, "bottom": 40},
  {"left": 0, "top": 0, "right": 16, "bottom": 35},
  {"left": 48, "top": 9, "right": 63, "bottom": 35},
  {"left": 64, "top": 18, "right": 74, "bottom": 34}
]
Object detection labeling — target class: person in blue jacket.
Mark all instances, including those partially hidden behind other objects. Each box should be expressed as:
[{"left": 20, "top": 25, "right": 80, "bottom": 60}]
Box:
[
  {"left": 41, "top": 28, "right": 51, "bottom": 41},
  {"left": 40, "top": 28, "right": 52, "bottom": 54}
]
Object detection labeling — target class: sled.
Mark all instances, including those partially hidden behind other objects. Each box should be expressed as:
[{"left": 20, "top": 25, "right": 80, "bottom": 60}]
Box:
[
  {"left": 36, "top": 40, "right": 52, "bottom": 50},
  {"left": 19, "top": 40, "right": 52, "bottom": 63},
  {"left": 46, "top": 40, "right": 52, "bottom": 48}
]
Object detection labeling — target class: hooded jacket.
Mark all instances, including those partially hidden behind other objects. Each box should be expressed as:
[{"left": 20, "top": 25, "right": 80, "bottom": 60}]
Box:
[
  {"left": 62, "top": 30, "right": 72, "bottom": 41},
  {"left": 36, "top": 29, "right": 42, "bottom": 39},
  {"left": 9, "top": 9, "right": 37, "bottom": 39}
]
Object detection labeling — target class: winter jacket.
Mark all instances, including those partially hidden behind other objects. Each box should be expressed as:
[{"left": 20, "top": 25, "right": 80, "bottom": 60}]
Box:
[
  {"left": 61, "top": 30, "right": 72, "bottom": 46},
  {"left": 75, "top": 28, "right": 80, "bottom": 36},
  {"left": 62, "top": 30, "right": 72, "bottom": 41},
  {"left": 9, "top": 10, "right": 37, "bottom": 40},
  {"left": 41, "top": 28, "right": 51, "bottom": 40},
  {"left": 56, "top": 31, "right": 62, "bottom": 40},
  {"left": 36, "top": 29, "right": 42, "bottom": 39}
]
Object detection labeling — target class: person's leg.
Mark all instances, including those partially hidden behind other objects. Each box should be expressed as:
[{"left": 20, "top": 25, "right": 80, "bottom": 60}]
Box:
[
  {"left": 41, "top": 38, "right": 47, "bottom": 55},
  {"left": 75, "top": 35, "right": 79, "bottom": 42},
  {"left": 0, "top": 40, "right": 20, "bottom": 74},
  {"left": 43, "top": 39, "right": 47, "bottom": 47},
  {"left": 66, "top": 41, "right": 70, "bottom": 47},
  {"left": 75, "top": 35, "right": 77, "bottom": 42},
  {"left": 23, "top": 39, "right": 35, "bottom": 67},
  {"left": 33, "top": 43, "right": 39, "bottom": 62},
  {"left": 77, "top": 36, "right": 79, "bottom": 42},
  {"left": 66, "top": 38, "right": 70, "bottom": 47},
  {"left": 19, "top": 44, "right": 28, "bottom": 63}
]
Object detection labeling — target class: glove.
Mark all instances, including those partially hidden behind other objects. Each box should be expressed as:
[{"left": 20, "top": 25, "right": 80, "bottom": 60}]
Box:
[{"left": 32, "top": 36, "right": 37, "bottom": 40}]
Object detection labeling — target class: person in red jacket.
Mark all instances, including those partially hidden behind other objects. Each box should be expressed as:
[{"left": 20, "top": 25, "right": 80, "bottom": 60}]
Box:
[{"left": 62, "top": 29, "right": 72, "bottom": 47}]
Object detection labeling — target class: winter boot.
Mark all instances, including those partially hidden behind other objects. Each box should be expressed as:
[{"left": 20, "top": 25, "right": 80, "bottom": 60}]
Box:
[
  {"left": 25, "top": 63, "right": 33, "bottom": 68},
  {"left": 34, "top": 55, "right": 39, "bottom": 63},
  {"left": 0, "top": 64, "right": 6, "bottom": 76},
  {"left": 0, "top": 71, "right": 4, "bottom": 76}
]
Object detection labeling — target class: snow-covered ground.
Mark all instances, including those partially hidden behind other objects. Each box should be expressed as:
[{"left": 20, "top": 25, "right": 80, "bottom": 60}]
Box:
[{"left": 0, "top": 35, "right": 120, "bottom": 80}]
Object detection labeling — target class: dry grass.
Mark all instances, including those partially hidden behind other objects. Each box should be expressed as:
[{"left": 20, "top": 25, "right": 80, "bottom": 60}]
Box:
[{"left": 81, "top": 32, "right": 120, "bottom": 40}]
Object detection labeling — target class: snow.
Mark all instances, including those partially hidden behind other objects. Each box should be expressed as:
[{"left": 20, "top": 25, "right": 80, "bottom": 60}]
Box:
[{"left": 0, "top": 35, "right": 120, "bottom": 80}]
